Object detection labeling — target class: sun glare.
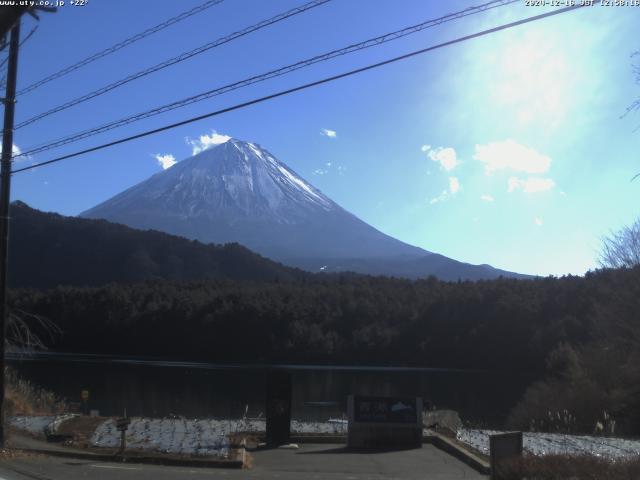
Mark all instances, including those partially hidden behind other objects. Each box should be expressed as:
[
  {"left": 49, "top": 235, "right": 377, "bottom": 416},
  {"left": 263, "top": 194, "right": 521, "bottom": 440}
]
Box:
[{"left": 489, "top": 28, "right": 575, "bottom": 128}]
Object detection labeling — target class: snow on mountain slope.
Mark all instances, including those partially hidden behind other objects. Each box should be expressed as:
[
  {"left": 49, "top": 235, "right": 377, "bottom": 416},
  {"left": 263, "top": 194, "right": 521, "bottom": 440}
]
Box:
[
  {"left": 81, "top": 138, "right": 426, "bottom": 261},
  {"left": 81, "top": 138, "right": 530, "bottom": 280}
]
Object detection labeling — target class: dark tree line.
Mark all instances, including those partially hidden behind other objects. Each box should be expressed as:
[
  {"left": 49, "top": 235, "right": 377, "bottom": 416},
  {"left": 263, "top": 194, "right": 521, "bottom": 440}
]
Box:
[{"left": 12, "top": 269, "right": 635, "bottom": 370}]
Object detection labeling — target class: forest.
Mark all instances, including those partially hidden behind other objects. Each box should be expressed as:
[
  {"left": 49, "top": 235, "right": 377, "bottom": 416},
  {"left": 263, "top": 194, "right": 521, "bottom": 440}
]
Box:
[
  {"left": 9, "top": 264, "right": 640, "bottom": 434},
  {"left": 8, "top": 201, "right": 306, "bottom": 288}
]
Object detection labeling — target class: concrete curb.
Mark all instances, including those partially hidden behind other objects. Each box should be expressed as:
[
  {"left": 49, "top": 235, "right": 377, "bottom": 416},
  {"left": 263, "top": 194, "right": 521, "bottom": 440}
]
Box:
[
  {"left": 290, "top": 435, "right": 347, "bottom": 444},
  {"left": 425, "top": 433, "right": 491, "bottom": 475},
  {"left": 13, "top": 446, "right": 245, "bottom": 469}
]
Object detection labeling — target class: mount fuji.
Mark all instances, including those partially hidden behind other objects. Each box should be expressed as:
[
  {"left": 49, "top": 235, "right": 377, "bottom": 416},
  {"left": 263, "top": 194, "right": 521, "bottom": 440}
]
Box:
[{"left": 81, "top": 138, "right": 528, "bottom": 280}]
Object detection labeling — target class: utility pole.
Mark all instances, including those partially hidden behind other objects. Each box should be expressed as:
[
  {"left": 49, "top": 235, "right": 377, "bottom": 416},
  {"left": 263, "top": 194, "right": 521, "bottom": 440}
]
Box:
[{"left": 0, "top": 19, "right": 20, "bottom": 448}]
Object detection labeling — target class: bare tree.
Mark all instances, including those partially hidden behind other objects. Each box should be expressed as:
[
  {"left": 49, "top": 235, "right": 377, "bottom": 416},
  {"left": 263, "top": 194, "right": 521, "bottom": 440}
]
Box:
[
  {"left": 600, "top": 218, "right": 640, "bottom": 269},
  {"left": 623, "top": 50, "right": 640, "bottom": 120},
  {"left": 5, "top": 309, "right": 59, "bottom": 353},
  {"left": 623, "top": 51, "right": 640, "bottom": 181}
]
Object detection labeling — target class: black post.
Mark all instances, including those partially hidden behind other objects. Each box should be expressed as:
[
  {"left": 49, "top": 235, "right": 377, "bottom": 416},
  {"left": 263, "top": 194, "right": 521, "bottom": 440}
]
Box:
[
  {"left": 265, "top": 370, "right": 292, "bottom": 447},
  {"left": 0, "top": 19, "right": 20, "bottom": 449}
]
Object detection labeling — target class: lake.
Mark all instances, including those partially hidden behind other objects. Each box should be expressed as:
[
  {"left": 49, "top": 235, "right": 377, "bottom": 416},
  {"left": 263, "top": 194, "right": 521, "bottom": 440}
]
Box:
[{"left": 8, "top": 352, "right": 532, "bottom": 428}]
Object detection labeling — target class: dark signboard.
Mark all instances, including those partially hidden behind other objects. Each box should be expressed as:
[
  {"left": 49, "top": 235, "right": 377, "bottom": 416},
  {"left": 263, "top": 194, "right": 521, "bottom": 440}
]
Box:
[
  {"left": 490, "top": 431, "right": 523, "bottom": 480},
  {"left": 353, "top": 396, "right": 418, "bottom": 424},
  {"left": 116, "top": 417, "right": 131, "bottom": 431}
]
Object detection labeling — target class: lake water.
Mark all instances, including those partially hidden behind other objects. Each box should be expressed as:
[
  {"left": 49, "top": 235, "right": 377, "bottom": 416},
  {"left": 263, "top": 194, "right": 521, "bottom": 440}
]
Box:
[{"left": 8, "top": 352, "right": 532, "bottom": 428}]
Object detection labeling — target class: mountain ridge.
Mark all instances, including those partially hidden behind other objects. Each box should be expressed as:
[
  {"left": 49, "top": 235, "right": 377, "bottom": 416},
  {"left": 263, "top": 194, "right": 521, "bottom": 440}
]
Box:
[
  {"left": 8, "top": 200, "right": 305, "bottom": 289},
  {"left": 81, "top": 138, "right": 531, "bottom": 281}
]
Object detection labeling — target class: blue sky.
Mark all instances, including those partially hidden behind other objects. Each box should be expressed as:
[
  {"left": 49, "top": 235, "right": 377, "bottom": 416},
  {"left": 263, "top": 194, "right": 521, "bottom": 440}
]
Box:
[{"left": 8, "top": 0, "right": 640, "bottom": 276}]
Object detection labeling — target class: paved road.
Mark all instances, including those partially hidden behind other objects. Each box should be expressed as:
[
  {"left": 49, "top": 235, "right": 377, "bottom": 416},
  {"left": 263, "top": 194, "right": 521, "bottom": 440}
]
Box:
[{"left": 0, "top": 444, "right": 486, "bottom": 479}]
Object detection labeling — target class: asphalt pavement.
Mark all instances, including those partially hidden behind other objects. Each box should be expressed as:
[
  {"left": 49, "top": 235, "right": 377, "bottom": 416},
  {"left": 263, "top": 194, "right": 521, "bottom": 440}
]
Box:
[{"left": 0, "top": 443, "right": 486, "bottom": 479}]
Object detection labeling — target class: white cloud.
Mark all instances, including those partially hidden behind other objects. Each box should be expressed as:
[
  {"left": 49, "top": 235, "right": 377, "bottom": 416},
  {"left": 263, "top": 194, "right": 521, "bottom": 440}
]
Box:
[
  {"left": 186, "top": 130, "right": 231, "bottom": 155},
  {"left": 424, "top": 146, "right": 459, "bottom": 171},
  {"left": 508, "top": 176, "right": 555, "bottom": 193},
  {"left": 473, "top": 139, "right": 551, "bottom": 175},
  {"left": 0, "top": 143, "right": 29, "bottom": 162},
  {"left": 429, "top": 177, "right": 461, "bottom": 204},
  {"left": 534, "top": 217, "right": 544, "bottom": 226},
  {"left": 320, "top": 128, "right": 337, "bottom": 138},
  {"left": 449, "top": 176, "right": 460, "bottom": 194},
  {"left": 480, "top": 194, "right": 495, "bottom": 202},
  {"left": 154, "top": 153, "right": 176, "bottom": 170}
]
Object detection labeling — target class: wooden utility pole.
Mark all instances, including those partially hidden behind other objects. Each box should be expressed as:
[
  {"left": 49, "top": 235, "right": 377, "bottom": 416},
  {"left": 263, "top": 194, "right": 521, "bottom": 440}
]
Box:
[{"left": 0, "top": 19, "right": 20, "bottom": 448}]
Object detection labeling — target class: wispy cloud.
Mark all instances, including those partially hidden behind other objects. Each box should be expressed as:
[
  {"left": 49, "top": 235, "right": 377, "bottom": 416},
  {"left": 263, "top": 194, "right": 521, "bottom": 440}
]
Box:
[
  {"left": 473, "top": 139, "right": 551, "bottom": 175},
  {"left": 154, "top": 153, "right": 176, "bottom": 170},
  {"left": 313, "top": 161, "right": 332, "bottom": 176},
  {"left": 429, "top": 177, "right": 461, "bottom": 204},
  {"left": 313, "top": 160, "right": 346, "bottom": 176},
  {"left": 480, "top": 194, "right": 495, "bottom": 202},
  {"left": 423, "top": 145, "right": 459, "bottom": 171},
  {"left": 534, "top": 217, "right": 544, "bottom": 226},
  {"left": 508, "top": 176, "right": 555, "bottom": 193},
  {"left": 449, "top": 176, "right": 461, "bottom": 194},
  {"left": 320, "top": 128, "right": 337, "bottom": 138},
  {"left": 429, "top": 190, "right": 449, "bottom": 204},
  {"left": 186, "top": 130, "right": 231, "bottom": 155}
]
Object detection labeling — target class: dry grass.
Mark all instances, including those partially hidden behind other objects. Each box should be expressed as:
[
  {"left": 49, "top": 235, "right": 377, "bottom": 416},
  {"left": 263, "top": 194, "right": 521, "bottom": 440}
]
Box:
[
  {"left": 4, "top": 367, "right": 67, "bottom": 417},
  {"left": 243, "top": 450, "right": 254, "bottom": 469},
  {"left": 496, "top": 454, "right": 640, "bottom": 480}
]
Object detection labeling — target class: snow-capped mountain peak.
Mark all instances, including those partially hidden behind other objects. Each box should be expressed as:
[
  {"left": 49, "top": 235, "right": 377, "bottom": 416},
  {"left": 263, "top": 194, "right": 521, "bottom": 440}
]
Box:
[{"left": 80, "top": 137, "right": 529, "bottom": 280}]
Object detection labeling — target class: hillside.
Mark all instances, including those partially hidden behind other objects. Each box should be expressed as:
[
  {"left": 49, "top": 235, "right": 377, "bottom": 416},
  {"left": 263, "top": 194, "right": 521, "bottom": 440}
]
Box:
[{"left": 8, "top": 201, "right": 304, "bottom": 288}]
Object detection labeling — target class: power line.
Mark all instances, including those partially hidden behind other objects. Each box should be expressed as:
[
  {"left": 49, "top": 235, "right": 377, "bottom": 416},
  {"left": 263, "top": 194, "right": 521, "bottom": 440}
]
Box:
[
  {"left": 0, "top": 24, "right": 37, "bottom": 72},
  {"left": 19, "top": 0, "right": 518, "bottom": 158},
  {"left": 12, "top": 2, "right": 592, "bottom": 175},
  {"left": 14, "top": 0, "right": 333, "bottom": 130},
  {"left": 0, "top": 24, "right": 38, "bottom": 88},
  {"left": 16, "top": 0, "right": 225, "bottom": 96}
]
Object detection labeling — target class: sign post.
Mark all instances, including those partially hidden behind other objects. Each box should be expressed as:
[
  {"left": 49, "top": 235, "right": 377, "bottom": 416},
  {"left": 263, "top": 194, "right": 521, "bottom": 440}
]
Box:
[
  {"left": 80, "top": 390, "right": 89, "bottom": 415},
  {"left": 265, "top": 370, "right": 292, "bottom": 447},
  {"left": 116, "top": 416, "right": 131, "bottom": 452}
]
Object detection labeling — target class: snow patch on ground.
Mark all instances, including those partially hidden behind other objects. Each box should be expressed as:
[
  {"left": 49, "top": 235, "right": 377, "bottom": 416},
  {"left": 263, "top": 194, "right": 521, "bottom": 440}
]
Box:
[
  {"left": 10, "top": 414, "right": 78, "bottom": 437},
  {"left": 91, "top": 418, "right": 231, "bottom": 457},
  {"left": 457, "top": 428, "right": 640, "bottom": 459},
  {"left": 90, "top": 417, "right": 348, "bottom": 457},
  {"left": 12, "top": 414, "right": 349, "bottom": 458},
  {"left": 11, "top": 415, "right": 57, "bottom": 436}
]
